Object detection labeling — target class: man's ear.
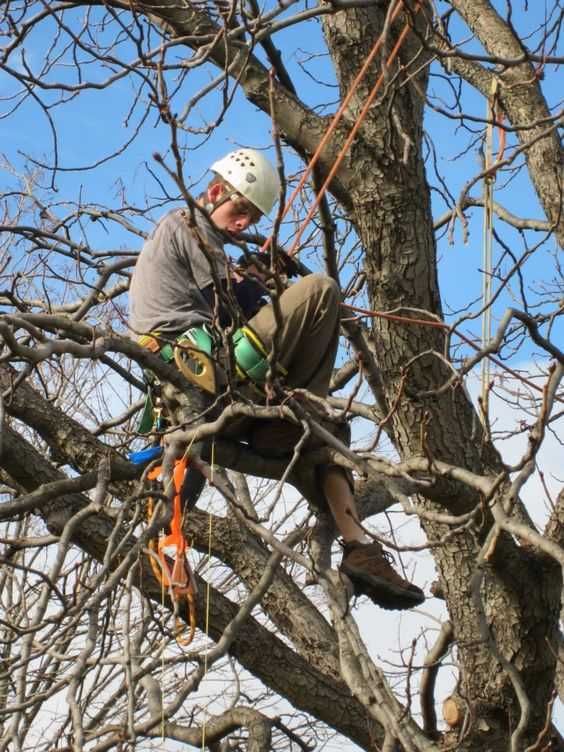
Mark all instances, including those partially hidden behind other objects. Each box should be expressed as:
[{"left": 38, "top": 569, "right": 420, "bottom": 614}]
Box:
[{"left": 207, "top": 182, "right": 225, "bottom": 205}]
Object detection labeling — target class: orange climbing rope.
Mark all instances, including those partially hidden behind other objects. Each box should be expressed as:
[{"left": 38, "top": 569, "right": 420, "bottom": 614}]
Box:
[
  {"left": 147, "top": 457, "right": 198, "bottom": 646},
  {"left": 287, "top": 3, "right": 422, "bottom": 257},
  {"left": 260, "top": 0, "right": 413, "bottom": 255}
]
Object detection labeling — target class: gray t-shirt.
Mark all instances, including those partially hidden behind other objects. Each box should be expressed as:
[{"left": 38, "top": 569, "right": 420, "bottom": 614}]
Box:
[{"left": 129, "top": 208, "right": 228, "bottom": 338}]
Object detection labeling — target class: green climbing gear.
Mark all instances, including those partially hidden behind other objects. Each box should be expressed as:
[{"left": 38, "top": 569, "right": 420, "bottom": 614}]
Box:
[{"left": 232, "top": 326, "right": 287, "bottom": 384}]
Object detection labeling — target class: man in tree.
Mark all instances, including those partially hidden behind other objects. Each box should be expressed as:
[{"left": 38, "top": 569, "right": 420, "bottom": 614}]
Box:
[{"left": 129, "top": 147, "right": 425, "bottom": 611}]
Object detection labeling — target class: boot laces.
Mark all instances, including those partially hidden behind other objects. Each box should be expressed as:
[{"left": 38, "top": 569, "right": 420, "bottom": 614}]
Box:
[{"left": 341, "top": 539, "right": 396, "bottom": 566}]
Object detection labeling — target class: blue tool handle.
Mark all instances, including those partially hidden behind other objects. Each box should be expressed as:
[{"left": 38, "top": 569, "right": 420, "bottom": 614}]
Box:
[{"left": 128, "top": 445, "right": 163, "bottom": 465}]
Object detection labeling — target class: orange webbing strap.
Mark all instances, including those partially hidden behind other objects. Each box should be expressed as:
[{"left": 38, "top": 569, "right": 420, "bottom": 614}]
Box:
[{"left": 146, "top": 459, "right": 198, "bottom": 646}]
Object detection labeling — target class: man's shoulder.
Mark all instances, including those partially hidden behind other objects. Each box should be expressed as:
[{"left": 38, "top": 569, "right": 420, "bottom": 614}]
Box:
[
  {"left": 145, "top": 209, "right": 197, "bottom": 258},
  {"left": 152, "top": 207, "right": 186, "bottom": 235},
  {"left": 153, "top": 206, "right": 223, "bottom": 248}
]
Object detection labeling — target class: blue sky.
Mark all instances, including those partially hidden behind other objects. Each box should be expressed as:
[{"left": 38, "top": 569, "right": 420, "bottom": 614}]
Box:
[{"left": 2, "top": 1, "right": 560, "bottom": 361}]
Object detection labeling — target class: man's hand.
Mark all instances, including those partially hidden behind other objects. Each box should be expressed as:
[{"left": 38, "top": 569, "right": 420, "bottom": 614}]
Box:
[{"left": 237, "top": 249, "right": 300, "bottom": 279}]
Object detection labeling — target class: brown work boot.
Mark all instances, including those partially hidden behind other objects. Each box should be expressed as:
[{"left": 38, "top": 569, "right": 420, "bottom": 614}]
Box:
[{"left": 340, "top": 541, "right": 425, "bottom": 610}]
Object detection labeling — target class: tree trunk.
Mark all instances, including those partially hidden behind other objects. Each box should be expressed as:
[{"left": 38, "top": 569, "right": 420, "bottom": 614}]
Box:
[{"left": 322, "top": 3, "right": 562, "bottom": 746}]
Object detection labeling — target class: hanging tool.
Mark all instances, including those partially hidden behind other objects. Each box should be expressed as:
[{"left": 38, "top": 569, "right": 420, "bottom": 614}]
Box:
[{"left": 146, "top": 457, "right": 198, "bottom": 646}]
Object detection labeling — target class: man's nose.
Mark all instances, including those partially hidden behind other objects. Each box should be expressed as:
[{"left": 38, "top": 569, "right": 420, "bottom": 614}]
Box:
[{"left": 235, "top": 216, "right": 251, "bottom": 231}]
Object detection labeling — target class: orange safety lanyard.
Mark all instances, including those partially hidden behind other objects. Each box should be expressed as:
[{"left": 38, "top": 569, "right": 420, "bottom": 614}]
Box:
[
  {"left": 147, "top": 457, "right": 197, "bottom": 645},
  {"left": 170, "top": 459, "right": 188, "bottom": 550}
]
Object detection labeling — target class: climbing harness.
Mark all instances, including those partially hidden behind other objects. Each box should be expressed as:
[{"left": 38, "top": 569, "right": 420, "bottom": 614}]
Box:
[
  {"left": 138, "top": 323, "right": 281, "bottom": 421},
  {"left": 139, "top": 327, "right": 217, "bottom": 397},
  {"left": 174, "top": 328, "right": 217, "bottom": 395},
  {"left": 146, "top": 456, "right": 198, "bottom": 646}
]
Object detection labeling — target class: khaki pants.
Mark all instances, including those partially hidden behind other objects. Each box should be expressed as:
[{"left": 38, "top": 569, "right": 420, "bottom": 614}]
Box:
[
  {"left": 247, "top": 273, "right": 340, "bottom": 397},
  {"left": 237, "top": 275, "right": 351, "bottom": 477}
]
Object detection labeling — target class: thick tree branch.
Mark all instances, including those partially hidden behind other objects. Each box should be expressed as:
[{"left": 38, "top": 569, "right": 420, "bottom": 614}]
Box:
[
  {"left": 0, "top": 423, "right": 383, "bottom": 749},
  {"left": 90, "top": 0, "right": 353, "bottom": 205},
  {"left": 447, "top": 0, "right": 564, "bottom": 245}
]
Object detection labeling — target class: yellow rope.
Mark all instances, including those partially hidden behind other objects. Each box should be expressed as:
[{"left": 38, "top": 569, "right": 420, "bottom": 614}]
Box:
[
  {"left": 201, "top": 440, "right": 215, "bottom": 751},
  {"left": 161, "top": 556, "right": 165, "bottom": 741}
]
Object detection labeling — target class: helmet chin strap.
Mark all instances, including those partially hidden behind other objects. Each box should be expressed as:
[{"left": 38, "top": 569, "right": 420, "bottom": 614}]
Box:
[{"left": 205, "top": 188, "right": 239, "bottom": 217}]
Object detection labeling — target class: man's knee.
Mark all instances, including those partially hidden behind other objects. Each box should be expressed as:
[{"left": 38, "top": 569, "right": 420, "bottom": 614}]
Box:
[{"left": 295, "top": 273, "right": 339, "bottom": 305}]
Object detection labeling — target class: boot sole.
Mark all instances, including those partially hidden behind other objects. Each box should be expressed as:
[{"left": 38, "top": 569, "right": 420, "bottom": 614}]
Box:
[{"left": 341, "top": 565, "right": 425, "bottom": 610}]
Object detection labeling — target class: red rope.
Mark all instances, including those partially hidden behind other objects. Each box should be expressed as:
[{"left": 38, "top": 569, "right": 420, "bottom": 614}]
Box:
[{"left": 342, "top": 301, "right": 562, "bottom": 402}]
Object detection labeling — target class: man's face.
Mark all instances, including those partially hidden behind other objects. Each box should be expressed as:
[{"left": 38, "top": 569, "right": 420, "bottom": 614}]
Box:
[{"left": 208, "top": 183, "right": 262, "bottom": 235}]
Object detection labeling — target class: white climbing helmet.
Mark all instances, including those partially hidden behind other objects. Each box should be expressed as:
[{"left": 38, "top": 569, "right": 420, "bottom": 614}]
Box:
[{"left": 210, "top": 148, "right": 280, "bottom": 216}]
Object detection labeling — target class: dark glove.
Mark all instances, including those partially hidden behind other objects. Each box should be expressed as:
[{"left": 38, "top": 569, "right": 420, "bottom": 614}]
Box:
[
  {"left": 237, "top": 249, "right": 300, "bottom": 279},
  {"left": 232, "top": 277, "right": 267, "bottom": 319}
]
